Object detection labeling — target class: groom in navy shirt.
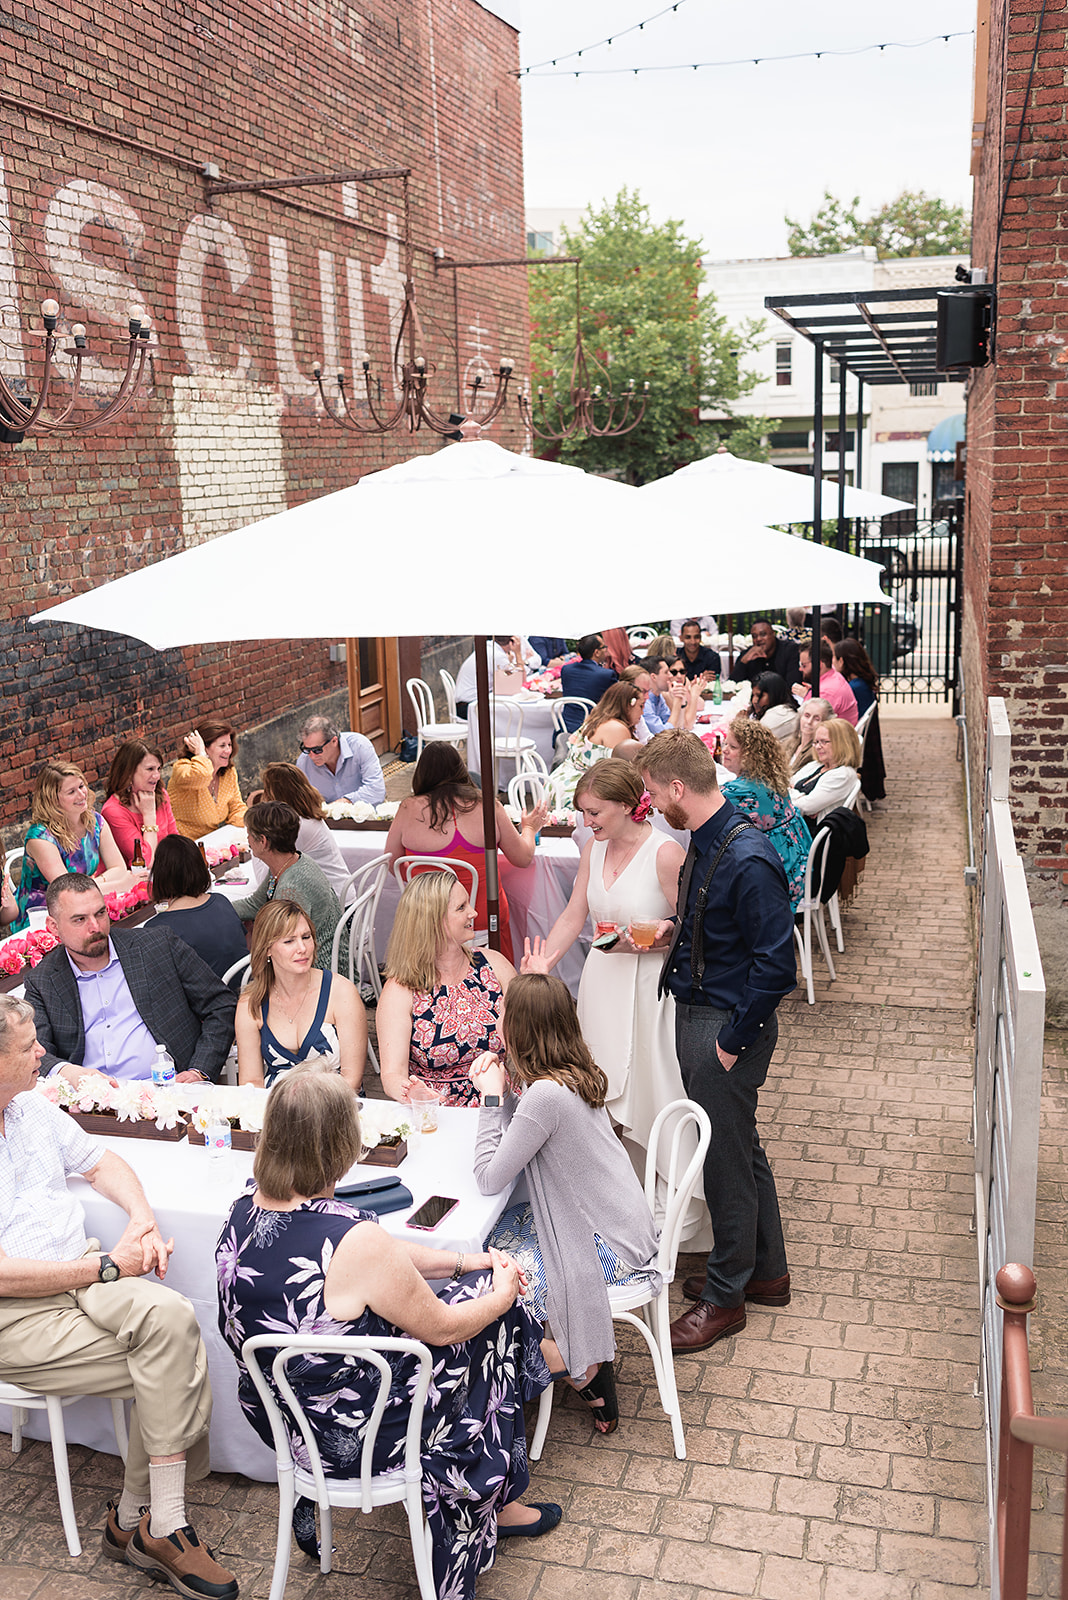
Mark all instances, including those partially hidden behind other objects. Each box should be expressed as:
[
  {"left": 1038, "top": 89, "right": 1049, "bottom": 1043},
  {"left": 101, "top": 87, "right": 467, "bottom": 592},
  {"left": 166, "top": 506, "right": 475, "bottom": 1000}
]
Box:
[{"left": 559, "top": 633, "right": 617, "bottom": 733}]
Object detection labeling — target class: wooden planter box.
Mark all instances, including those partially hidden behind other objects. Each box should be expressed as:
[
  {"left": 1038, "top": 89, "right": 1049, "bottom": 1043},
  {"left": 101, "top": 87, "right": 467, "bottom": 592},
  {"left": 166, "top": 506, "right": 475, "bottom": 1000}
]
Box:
[
  {"left": 363, "top": 1136, "right": 407, "bottom": 1167},
  {"left": 326, "top": 818, "right": 390, "bottom": 832},
  {"left": 63, "top": 1108, "right": 187, "bottom": 1142},
  {"left": 187, "top": 1124, "right": 259, "bottom": 1152}
]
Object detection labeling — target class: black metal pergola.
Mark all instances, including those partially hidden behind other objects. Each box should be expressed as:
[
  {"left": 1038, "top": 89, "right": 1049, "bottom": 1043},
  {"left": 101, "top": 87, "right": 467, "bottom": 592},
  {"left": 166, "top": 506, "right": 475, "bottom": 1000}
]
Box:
[{"left": 762, "top": 283, "right": 977, "bottom": 703}]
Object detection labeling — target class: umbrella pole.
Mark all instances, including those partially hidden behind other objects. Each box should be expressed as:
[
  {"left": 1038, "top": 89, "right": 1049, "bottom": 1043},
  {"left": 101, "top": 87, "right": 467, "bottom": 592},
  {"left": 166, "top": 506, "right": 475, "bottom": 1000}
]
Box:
[
  {"left": 811, "top": 336, "right": 824, "bottom": 701},
  {"left": 474, "top": 636, "right": 502, "bottom": 952},
  {"left": 725, "top": 615, "right": 734, "bottom": 678}
]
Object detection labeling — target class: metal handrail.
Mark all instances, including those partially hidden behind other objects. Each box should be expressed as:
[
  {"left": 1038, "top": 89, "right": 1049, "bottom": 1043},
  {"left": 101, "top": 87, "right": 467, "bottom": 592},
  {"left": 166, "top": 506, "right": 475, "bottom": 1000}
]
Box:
[
  {"left": 996, "top": 1264, "right": 1068, "bottom": 1600},
  {"left": 956, "top": 656, "right": 977, "bottom": 886}
]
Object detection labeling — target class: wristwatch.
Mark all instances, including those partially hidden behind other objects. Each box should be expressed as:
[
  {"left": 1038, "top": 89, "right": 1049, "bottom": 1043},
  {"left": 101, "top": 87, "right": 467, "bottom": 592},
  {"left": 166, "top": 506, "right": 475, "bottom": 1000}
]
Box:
[
  {"left": 98, "top": 1253, "right": 120, "bottom": 1284},
  {"left": 482, "top": 1094, "right": 502, "bottom": 1108}
]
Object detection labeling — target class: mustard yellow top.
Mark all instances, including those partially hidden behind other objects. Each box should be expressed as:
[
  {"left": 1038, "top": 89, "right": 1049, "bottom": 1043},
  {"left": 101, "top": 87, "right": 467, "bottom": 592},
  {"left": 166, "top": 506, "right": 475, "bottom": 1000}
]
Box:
[{"left": 167, "top": 753, "right": 246, "bottom": 840}]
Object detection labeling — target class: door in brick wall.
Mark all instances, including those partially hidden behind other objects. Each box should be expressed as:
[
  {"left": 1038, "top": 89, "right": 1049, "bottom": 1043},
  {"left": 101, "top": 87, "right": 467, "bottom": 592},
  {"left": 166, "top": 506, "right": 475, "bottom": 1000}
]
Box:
[{"left": 346, "top": 638, "right": 402, "bottom": 755}]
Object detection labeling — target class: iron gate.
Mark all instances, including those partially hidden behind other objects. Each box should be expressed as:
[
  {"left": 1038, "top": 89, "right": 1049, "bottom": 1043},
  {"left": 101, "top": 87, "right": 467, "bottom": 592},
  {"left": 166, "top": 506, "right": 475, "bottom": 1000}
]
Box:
[{"left": 845, "top": 507, "right": 962, "bottom": 704}]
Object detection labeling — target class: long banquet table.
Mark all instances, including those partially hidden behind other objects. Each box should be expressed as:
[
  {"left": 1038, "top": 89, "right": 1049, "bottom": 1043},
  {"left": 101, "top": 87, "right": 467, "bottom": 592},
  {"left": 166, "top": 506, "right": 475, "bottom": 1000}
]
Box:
[
  {"left": 0, "top": 1107, "right": 519, "bottom": 1482},
  {"left": 465, "top": 693, "right": 558, "bottom": 783}
]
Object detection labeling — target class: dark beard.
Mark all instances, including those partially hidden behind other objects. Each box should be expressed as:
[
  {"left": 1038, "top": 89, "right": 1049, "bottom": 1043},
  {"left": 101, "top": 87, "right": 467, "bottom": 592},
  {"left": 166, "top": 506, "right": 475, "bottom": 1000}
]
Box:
[{"left": 663, "top": 801, "right": 690, "bottom": 831}]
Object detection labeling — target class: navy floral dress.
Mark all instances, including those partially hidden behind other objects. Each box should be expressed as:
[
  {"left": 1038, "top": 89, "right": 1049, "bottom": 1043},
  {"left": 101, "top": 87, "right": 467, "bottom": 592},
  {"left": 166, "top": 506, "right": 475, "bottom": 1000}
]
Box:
[
  {"left": 216, "top": 1191, "right": 549, "bottom": 1600},
  {"left": 409, "top": 951, "right": 504, "bottom": 1106}
]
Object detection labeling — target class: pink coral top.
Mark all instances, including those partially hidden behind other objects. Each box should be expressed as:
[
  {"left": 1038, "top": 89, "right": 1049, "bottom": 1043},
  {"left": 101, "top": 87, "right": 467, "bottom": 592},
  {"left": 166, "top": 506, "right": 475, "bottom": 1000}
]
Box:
[{"left": 101, "top": 791, "right": 178, "bottom": 867}]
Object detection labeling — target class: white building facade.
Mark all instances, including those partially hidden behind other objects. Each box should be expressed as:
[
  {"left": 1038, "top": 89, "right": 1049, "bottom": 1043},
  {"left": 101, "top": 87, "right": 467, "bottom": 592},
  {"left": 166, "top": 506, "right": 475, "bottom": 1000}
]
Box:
[{"left": 704, "top": 250, "right": 967, "bottom": 518}]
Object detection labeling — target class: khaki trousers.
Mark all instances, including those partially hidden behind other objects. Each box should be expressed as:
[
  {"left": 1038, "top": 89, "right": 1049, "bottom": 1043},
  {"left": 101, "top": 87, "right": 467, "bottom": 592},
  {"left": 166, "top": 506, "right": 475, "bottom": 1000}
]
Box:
[{"left": 0, "top": 1247, "right": 211, "bottom": 1499}]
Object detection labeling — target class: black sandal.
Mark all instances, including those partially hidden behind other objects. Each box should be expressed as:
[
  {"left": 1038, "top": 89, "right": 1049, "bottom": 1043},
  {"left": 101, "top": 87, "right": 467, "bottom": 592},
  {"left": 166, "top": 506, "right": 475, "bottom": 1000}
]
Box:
[{"left": 573, "top": 1360, "right": 618, "bottom": 1434}]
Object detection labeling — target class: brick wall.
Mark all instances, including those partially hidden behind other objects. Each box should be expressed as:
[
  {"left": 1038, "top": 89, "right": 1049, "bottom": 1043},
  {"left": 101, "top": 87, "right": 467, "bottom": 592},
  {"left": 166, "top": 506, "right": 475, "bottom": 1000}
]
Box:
[
  {"left": 964, "top": 0, "right": 1068, "bottom": 1018},
  {"left": 0, "top": 0, "right": 528, "bottom": 817}
]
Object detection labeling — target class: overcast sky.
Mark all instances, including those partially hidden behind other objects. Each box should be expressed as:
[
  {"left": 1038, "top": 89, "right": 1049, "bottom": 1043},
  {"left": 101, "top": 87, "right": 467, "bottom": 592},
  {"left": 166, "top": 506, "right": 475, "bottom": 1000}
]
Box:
[{"left": 519, "top": 0, "right": 976, "bottom": 260}]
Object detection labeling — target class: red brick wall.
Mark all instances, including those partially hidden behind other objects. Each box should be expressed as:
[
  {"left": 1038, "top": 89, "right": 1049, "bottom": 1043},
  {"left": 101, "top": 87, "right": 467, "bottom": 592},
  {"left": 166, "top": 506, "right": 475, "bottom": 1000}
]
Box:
[
  {"left": 964, "top": 0, "right": 1068, "bottom": 1015},
  {"left": 0, "top": 0, "right": 527, "bottom": 815}
]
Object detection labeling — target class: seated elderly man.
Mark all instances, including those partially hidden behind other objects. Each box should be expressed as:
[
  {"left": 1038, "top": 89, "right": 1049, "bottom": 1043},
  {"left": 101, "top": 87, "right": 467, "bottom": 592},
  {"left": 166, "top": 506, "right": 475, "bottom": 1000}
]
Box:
[
  {"left": 0, "top": 995, "right": 237, "bottom": 1597},
  {"left": 295, "top": 715, "right": 386, "bottom": 807},
  {"left": 25, "top": 875, "right": 237, "bottom": 1086}
]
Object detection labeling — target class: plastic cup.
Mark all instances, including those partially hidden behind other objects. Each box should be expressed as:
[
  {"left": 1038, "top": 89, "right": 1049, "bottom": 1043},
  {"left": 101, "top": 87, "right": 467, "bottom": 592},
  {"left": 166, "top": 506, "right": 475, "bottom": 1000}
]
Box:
[
  {"left": 595, "top": 921, "right": 618, "bottom": 938},
  {"left": 629, "top": 921, "right": 658, "bottom": 950},
  {"left": 408, "top": 1081, "right": 442, "bottom": 1133}
]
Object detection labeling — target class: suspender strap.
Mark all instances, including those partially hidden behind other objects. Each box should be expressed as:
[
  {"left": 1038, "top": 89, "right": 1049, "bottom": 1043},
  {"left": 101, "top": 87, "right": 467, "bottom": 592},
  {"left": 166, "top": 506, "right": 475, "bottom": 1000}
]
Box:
[{"left": 689, "top": 821, "right": 754, "bottom": 1000}]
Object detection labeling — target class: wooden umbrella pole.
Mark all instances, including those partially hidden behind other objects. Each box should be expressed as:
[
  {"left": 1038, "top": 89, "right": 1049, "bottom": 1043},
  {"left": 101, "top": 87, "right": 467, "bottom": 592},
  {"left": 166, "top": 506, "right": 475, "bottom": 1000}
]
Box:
[{"left": 474, "top": 635, "right": 502, "bottom": 951}]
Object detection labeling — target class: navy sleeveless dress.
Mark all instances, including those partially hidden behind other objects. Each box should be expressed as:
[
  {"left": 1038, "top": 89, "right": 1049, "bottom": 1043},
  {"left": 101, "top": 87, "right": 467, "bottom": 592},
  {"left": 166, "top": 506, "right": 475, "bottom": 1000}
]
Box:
[
  {"left": 216, "top": 1192, "right": 549, "bottom": 1598},
  {"left": 260, "top": 972, "right": 340, "bottom": 1085}
]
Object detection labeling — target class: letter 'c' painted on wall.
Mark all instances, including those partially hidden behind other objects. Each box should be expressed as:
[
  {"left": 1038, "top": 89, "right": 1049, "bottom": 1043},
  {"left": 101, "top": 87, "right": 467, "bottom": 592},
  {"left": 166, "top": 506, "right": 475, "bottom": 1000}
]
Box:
[{"left": 176, "top": 214, "right": 252, "bottom": 379}]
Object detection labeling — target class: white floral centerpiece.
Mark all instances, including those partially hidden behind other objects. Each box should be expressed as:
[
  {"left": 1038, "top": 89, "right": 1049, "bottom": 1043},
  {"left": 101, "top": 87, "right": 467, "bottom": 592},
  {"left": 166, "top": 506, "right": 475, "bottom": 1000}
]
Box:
[
  {"left": 37, "top": 1075, "right": 186, "bottom": 1136},
  {"left": 356, "top": 1097, "right": 412, "bottom": 1151},
  {"left": 323, "top": 799, "right": 400, "bottom": 824},
  {"left": 186, "top": 1084, "right": 268, "bottom": 1137}
]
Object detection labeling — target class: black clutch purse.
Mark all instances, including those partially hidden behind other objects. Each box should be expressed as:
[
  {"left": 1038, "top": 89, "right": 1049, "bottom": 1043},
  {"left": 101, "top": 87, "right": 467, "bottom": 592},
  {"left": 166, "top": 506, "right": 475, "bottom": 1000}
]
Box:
[{"left": 334, "top": 1174, "right": 413, "bottom": 1216}]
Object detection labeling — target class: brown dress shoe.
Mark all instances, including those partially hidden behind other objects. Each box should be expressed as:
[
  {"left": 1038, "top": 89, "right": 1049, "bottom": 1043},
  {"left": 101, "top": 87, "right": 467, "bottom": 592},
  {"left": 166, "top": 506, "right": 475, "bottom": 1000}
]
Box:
[
  {"left": 670, "top": 1299, "right": 746, "bottom": 1352},
  {"left": 681, "top": 1271, "right": 791, "bottom": 1307},
  {"left": 126, "top": 1513, "right": 239, "bottom": 1600}
]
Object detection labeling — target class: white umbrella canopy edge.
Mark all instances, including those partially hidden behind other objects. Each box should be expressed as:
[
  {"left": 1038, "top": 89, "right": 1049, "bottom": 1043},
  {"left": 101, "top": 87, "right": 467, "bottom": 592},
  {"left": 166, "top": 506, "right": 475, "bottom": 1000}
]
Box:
[{"left": 643, "top": 449, "right": 912, "bottom": 521}]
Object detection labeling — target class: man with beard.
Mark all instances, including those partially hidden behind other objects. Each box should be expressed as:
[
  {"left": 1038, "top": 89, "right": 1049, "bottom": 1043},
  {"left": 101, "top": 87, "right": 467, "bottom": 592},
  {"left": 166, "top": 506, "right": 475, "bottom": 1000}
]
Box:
[
  {"left": 24, "top": 874, "right": 236, "bottom": 1087},
  {"left": 638, "top": 730, "right": 795, "bottom": 1352}
]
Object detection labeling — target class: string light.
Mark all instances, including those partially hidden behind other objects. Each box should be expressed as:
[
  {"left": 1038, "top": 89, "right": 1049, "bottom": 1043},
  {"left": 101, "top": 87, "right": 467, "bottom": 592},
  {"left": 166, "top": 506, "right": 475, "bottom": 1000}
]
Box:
[
  {"left": 519, "top": 29, "right": 973, "bottom": 80},
  {"left": 520, "top": 0, "right": 690, "bottom": 76}
]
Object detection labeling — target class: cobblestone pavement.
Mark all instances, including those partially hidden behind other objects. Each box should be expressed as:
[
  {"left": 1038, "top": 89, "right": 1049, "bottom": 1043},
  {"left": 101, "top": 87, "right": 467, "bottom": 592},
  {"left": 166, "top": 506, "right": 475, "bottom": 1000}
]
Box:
[{"left": 1, "top": 712, "right": 1059, "bottom": 1599}]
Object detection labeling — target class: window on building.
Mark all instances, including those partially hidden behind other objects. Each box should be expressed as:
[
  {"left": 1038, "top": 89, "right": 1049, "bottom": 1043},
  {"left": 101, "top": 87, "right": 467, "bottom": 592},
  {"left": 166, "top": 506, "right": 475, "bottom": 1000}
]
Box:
[
  {"left": 526, "top": 230, "right": 554, "bottom": 255},
  {"left": 769, "top": 430, "right": 809, "bottom": 450},
  {"left": 827, "top": 357, "right": 841, "bottom": 384},
  {"left": 824, "top": 432, "right": 855, "bottom": 454},
  {"left": 909, "top": 381, "right": 938, "bottom": 397},
  {"left": 932, "top": 461, "right": 963, "bottom": 505},
  {"left": 775, "top": 342, "right": 792, "bottom": 386},
  {"left": 882, "top": 461, "right": 918, "bottom": 535}
]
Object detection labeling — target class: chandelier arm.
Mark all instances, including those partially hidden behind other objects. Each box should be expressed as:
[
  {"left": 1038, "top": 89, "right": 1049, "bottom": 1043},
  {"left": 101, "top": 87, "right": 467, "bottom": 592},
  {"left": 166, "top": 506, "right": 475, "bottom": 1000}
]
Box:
[
  {"left": 314, "top": 372, "right": 386, "bottom": 435},
  {"left": 60, "top": 338, "right": 147, "bottom": 433},
  {"left": 359, "top": 370, "right": 413, "bottom": 432}
]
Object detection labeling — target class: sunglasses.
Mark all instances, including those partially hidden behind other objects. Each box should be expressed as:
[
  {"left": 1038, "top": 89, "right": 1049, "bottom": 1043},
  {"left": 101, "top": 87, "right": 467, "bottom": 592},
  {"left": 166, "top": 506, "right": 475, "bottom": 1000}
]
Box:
[
  {"left": 669, "top": 667, "right": 687, "bottom": 676},
  {"left": 300, "top": 740, "right": 333, "bottom": 756}
]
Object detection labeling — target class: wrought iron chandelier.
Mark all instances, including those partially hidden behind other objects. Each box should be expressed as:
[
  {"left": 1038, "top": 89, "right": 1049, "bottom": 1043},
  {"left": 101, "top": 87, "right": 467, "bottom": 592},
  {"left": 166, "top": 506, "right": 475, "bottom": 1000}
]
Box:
[
  {"left": 315, "top": 278, "right": 514, "bottom": 438},
  {"left": 0, "top": 299, "right": 153, "bottom": 445},
  {"left": 517, "top": 268, "right": 649, "bottom": 442}
]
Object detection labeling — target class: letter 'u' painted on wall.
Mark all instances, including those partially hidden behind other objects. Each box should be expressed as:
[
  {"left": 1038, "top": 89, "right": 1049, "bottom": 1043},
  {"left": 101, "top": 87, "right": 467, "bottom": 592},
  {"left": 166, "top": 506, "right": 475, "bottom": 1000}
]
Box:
[
  {"left": 176, "top": 215, "right": 253, "bottom": 379},
  {"left": 43, "top": 180, "right": 154, "bottom": 393}
]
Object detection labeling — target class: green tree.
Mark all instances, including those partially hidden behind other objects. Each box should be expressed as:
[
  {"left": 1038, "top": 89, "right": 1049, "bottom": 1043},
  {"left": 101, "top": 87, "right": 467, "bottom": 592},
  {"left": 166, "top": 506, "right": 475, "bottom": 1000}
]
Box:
[
  {"left": 527, "top": 189, "right": 767, "bottom": 483},
  {"left": 785, "top": 189, "right": 971, "bottom": 258}
]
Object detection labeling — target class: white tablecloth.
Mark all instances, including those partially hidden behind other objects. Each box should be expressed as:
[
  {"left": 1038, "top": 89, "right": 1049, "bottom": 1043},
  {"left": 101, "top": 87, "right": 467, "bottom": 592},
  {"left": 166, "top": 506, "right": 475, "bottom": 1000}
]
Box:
[
  {"left": 465, "top": 695, "right": 558, "bottom": 783},
  {"left": 326, "top": 831, "right": 588, "bottom": 995},
  {"left": 0, "top": 1108, "right": 518, "bottom": 1481}
]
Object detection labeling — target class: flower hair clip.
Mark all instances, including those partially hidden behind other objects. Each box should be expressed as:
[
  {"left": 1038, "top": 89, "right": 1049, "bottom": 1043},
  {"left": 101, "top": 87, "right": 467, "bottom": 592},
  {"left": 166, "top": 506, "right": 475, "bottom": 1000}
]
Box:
[{"left": 632, "top": 790, "right": 653, "bottom": 823}]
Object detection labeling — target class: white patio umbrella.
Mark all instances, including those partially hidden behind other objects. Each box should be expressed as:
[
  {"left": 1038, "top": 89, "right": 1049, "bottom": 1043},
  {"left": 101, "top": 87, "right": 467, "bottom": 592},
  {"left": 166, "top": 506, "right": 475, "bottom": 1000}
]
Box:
[
  {"left": 31, "top": 438, "right": 890, "bottom": 945},
  {"left": 642, "top": 448, "right": 912, "bottom": 523}
]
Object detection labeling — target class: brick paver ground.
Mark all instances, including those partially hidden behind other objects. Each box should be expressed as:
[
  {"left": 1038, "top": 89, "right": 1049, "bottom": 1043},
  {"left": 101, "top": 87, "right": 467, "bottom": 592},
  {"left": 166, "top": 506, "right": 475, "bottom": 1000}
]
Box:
[{"left": 1, "top": 710, "right": 1054, "bottom": 1599}]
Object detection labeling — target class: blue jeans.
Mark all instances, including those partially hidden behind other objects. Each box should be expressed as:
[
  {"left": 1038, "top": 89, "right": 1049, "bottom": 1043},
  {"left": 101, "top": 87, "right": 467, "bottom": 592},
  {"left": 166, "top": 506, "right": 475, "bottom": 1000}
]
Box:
[{"left": 674, "top": 1004, "right": 788, "bottom": 1308}]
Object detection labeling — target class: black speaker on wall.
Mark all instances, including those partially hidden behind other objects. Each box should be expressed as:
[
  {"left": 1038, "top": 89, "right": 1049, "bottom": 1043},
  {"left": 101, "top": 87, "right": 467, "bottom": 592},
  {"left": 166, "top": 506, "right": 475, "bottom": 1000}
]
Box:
[{"left": 936, "top": 289, "right": 995, "bottom": 371}]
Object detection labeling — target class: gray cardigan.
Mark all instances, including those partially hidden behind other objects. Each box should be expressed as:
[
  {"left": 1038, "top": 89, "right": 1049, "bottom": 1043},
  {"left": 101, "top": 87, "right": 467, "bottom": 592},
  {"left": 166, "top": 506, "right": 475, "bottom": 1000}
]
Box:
[{"left": 474, "top": 1079, "right": 661, "bottom": 1375}]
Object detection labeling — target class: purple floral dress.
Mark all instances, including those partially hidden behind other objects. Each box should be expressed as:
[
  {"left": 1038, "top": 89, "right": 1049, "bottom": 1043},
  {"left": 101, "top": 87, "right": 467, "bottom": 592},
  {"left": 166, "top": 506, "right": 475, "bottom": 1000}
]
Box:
[
  {"left": 216, "top": 1191, "right": 549, "bottom": 1600},
  {"left": 409, "top": 952, "right": 504, "bottom": 1106}
]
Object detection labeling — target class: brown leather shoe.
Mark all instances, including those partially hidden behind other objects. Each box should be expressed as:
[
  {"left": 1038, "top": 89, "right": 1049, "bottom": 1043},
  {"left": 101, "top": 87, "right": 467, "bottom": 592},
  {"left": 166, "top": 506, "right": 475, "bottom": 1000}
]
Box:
[
  {"left": 681, "top": 1271, "right": 791, "bottom": 1307},
  {"left": 102, "top": 1499, "right": 142, "bottom": 1563},
  {"left": 670, "top": 1299, "right": 746, "bottom": 1352},
  {"left": 126, "top": 1513, "right": 239, "bottom": 1599}
]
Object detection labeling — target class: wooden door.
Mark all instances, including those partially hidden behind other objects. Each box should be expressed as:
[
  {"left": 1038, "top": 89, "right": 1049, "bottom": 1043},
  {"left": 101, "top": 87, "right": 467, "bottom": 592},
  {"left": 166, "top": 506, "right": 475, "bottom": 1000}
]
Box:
[{"left": 345, "top": 637, "right": 402, "bottom": 754}]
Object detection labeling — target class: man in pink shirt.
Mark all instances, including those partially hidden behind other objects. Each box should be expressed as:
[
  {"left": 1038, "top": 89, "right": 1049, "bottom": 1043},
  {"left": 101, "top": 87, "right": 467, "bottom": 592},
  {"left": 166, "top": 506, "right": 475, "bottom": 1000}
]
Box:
[{"left": 794, "top": 638, "right": 858, "bottom": 726}]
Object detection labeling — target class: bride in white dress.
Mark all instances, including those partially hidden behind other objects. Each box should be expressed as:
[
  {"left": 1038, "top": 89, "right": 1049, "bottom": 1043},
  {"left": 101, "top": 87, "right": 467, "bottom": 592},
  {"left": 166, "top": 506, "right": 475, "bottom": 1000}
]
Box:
[{"left": 522, "top": 759, "right": 710, "bottom": 1245}]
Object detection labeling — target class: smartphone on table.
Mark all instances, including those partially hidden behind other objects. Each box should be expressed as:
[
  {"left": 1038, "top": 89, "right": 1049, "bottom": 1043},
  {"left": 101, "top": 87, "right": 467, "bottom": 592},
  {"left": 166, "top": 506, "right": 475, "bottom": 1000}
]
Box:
[{"left": 405, "top": 1195, "right": 460, "bottom": 1232}]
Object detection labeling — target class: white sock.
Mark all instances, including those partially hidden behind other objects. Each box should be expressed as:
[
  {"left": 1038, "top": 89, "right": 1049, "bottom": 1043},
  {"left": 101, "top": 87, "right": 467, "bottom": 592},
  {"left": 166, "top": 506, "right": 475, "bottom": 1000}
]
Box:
[
  {"left": 117, "top": 1489, "right": 142, "bottom": 1531},
  {"left": 148, "top": 1460, "right": 187, "bottom": 1539}
]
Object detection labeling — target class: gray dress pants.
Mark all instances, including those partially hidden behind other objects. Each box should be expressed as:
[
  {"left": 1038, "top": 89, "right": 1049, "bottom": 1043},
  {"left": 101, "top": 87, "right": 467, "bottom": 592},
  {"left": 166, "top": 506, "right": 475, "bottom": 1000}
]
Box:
[{"left": 674, "top": 1004, "right": 788, "bottom": 1308}]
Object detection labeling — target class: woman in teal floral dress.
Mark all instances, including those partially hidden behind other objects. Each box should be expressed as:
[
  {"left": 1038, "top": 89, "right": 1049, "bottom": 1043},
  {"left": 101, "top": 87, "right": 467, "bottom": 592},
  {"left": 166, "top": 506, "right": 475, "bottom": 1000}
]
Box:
[
  {"left": 216, "top": 1072, "right": 559, "bottom": 1599},
  {"left": 719, "top": 716, "right": 810, "bottom": 909}
]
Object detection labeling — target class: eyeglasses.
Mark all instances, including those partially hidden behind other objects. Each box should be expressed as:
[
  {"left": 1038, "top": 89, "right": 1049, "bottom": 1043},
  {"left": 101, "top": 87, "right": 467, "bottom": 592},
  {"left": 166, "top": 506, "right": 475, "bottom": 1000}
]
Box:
[
  {"left": 300, "top": 740, "right": 333, "bottom": 756},
  {"left": 668, "top": 667, "right": 687, "bottom": 677}
]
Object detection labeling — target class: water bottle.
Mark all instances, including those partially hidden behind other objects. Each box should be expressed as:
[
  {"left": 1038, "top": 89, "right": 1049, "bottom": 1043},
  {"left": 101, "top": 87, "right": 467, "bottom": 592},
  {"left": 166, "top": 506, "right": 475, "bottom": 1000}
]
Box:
[
  {"left": 205, "top": 1117, "right": 232, "bottom": 1160},
  {"left": 151, "top": 1045, "right": 175, "bottom": 1088}
]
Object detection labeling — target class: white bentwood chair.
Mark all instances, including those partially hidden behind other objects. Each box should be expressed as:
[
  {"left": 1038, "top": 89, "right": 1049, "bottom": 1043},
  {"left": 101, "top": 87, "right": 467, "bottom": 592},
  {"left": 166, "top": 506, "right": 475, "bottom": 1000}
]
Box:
[
  {"left": 550, "top": 697, "right": 595, "bottom": 762},
  {"left": 529, "top": 1097, "right": 711, "bottom": 1463},
  {"left": 219, "top": 955, "right": 253, "bottom": 1084},
  {"left": 439, "top": 669, "right": 461, "bottom": 723},
  {"left": 405, "top": 678, "right": 467, "bottom": 759},
  {"left": 241, "top": 1334, "right": 436, "bottom": 1600},
  {"left": 332, "top": 856, "right": 392, "bottom": 1074},
  {"left": 507, "top": 771, "right": 544, "bottom": 811},
  {"left": 0, "top": 1382, "right": 129, "bottom": 1556},
  {"left": 392, "top": 856, "right": 478, "bottom": 909},
  {"left": 854, "top": 703, "right": 876, "bottom": 812},
  {"left": 794, "top": 825, "right": 839, "bottom": 1005},
  {"left": 626, "top": 626, "right": 657, "bottom": 650}
]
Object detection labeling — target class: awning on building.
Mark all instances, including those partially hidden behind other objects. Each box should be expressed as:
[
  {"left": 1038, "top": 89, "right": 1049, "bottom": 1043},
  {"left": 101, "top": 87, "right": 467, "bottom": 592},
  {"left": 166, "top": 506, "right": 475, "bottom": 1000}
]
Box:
[{"left": 927, "top": 413, "right": 966, "bottom": 461}]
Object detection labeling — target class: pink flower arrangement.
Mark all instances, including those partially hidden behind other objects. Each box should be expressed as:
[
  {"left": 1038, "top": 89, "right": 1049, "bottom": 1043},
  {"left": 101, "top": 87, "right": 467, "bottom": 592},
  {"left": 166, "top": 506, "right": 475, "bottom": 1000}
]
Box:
[
  {"left": 0, "top": 927, "right": 60, "bottom": 979},
  {"left": 103, "top": 883, "right": 152, "bottom": 921},
  {"left": 204, "top": 843, "right": 241, "bottom": 867}
]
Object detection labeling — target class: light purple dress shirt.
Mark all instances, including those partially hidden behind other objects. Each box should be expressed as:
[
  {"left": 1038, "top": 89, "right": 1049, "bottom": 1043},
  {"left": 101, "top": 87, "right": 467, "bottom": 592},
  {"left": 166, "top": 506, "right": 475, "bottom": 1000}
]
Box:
[{"left": 69, "top": 944, "right": 160, "bottom": 1081}]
